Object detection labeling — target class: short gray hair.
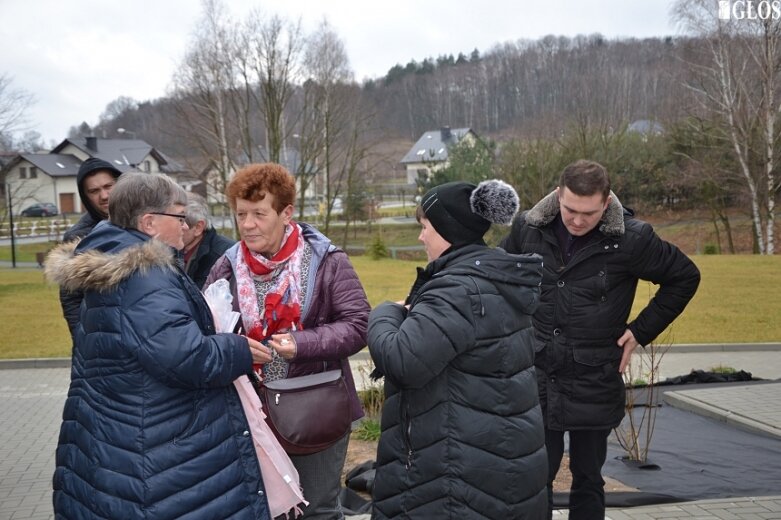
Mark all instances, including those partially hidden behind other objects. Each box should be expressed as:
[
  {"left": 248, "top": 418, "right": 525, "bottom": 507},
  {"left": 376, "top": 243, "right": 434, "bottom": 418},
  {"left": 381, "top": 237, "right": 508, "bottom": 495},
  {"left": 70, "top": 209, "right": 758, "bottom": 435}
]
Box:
[
  {"left": 109, "top": 172, "right": 188, "bottom": 229},
  {"left": 185, "top": 192, "right": 212, "bottom": 229}
]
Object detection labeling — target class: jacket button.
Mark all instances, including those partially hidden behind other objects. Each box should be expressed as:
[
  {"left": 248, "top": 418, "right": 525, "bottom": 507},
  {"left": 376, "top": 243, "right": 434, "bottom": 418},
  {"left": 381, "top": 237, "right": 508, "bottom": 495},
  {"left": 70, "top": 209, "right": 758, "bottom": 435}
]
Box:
[
  {"left": 553, "top": 328, "right": 562, "bottom": 336},
  {"left": 243, "top": 430, "right": 250, "bottom": 437},
  {"left": 258, "top": 490, "right": 265, "bottom": 496},
  {"left": 601, "top": 296, "right": 607, "bottom": 302},
  {"left": 557, "top": 280, "right": 565, "bottom": 287}
]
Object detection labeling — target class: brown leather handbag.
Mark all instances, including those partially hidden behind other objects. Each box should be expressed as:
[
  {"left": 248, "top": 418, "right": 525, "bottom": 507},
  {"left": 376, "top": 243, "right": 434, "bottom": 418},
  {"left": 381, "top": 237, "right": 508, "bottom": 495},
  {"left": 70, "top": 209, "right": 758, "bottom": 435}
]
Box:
[{"left": 259, "top": 370, "right": 352, "bottom": 455}]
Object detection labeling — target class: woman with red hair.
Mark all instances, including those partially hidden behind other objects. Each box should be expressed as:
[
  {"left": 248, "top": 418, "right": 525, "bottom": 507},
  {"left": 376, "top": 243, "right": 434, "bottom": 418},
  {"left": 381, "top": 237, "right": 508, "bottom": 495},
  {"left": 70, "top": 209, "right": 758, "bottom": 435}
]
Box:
[{"left": 205, "top": 163, "right": 370, "bottom": 520}]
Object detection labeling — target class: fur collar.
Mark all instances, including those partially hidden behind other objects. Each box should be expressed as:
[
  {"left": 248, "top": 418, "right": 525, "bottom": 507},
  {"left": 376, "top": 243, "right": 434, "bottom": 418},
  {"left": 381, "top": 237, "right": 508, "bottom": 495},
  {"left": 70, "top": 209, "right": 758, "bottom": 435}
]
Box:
[
  {"left": 524, "top": 190, "right": 626, "bottom": 237},
  {"left": 45, "top": 239, "right": 177, "bottom": 292}
]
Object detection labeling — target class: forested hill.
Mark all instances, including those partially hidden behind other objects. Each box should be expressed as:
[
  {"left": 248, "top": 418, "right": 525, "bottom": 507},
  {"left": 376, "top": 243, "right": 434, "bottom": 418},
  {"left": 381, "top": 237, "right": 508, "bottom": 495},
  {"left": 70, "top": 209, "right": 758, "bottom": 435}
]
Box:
[{"left": 79, "top": 34, "right": 696, "bottom": 160}]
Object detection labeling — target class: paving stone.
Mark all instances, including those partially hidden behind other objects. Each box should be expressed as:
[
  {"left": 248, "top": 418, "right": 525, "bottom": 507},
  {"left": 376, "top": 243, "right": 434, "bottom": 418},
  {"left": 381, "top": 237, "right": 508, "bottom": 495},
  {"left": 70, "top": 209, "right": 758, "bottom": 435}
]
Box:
[{"left": 2, "top": 359, "right": 781, "bottom": 520}]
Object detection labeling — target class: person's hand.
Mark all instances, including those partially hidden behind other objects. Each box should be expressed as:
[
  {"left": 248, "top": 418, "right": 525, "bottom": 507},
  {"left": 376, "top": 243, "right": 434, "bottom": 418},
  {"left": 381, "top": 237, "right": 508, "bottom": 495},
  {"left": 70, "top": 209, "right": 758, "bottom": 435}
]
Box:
[
  {"left": 617, "top": 329, "right": 640, "bottom": 373},
  {"left": 269, "top": 333, "right": 297, "bottom": 360},
  {"left": 246, "top": 337, "right": 272, "bottom": 365}
]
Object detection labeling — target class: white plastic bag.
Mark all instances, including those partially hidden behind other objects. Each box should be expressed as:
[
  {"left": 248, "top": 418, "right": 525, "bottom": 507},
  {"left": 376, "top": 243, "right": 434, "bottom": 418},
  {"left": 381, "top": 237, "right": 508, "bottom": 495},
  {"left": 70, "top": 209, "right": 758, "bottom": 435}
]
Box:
[
  {"left": 204, "top": 280, "right": 307, "bottom": 517},
  {"left": 203, "top": 279, "right": 241, "bottom": 333}
]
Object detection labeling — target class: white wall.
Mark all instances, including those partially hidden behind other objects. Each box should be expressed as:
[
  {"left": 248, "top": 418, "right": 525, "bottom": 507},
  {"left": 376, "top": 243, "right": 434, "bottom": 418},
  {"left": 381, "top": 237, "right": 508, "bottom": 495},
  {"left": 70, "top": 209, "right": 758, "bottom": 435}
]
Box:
[{"left": 5, "top": 161, "right": 58, "bottom": 213}]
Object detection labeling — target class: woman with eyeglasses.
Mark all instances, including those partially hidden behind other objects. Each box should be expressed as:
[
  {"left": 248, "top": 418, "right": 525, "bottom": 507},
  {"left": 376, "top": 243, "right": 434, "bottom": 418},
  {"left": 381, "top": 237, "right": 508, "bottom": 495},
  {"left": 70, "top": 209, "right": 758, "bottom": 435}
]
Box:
[{"left": 45, "top": 172, "right": 274, "bottom": 520}]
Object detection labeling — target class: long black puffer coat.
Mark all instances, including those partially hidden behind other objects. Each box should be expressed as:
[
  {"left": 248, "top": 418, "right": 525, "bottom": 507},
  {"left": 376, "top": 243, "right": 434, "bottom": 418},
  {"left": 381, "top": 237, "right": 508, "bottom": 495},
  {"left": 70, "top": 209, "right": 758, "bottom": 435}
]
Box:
[
  {"left": 368, "top": 244, "right": 547, "bottom": 519},
  {"left": 500, "top": 191, "right": 700, "bottom": 431}
]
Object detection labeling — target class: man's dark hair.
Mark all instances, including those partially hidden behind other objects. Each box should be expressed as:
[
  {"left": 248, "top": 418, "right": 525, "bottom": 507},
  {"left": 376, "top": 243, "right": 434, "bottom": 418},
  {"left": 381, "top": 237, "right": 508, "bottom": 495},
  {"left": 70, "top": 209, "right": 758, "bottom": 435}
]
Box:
[{"left": 559, "top": 160, "right": 610, "bottom": 200}]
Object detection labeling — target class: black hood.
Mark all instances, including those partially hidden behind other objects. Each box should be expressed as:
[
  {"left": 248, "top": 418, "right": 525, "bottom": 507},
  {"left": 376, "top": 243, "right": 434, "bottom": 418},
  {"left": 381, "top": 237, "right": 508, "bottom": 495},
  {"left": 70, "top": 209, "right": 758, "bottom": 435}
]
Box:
[{"left": 76, "top": 158, "right": 123, "bottom": 220}]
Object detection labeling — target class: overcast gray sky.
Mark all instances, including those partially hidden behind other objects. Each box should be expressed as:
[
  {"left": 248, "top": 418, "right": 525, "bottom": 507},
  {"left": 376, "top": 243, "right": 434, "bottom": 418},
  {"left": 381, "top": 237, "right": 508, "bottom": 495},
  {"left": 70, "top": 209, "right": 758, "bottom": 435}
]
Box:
[{"left": 1, "top": 0, "right": 680, "bottom": 144}]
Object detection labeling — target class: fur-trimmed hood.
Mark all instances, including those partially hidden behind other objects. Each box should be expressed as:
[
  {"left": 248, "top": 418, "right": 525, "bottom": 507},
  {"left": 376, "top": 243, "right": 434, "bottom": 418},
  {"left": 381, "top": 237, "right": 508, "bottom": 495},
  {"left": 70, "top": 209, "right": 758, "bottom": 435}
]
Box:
[
  {"left": 45, "top": 234, "right": 177, "bottom": 293},
  {"left": 524, "top": 189, "right": 626, "bottom": 236}
]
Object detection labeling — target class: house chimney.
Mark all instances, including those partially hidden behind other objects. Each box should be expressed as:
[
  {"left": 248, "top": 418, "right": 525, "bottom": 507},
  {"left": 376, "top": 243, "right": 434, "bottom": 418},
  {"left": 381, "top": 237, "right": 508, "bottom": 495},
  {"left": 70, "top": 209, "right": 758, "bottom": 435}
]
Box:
[
  {"left": 440, "top": 126, "right": 452, "bottom": 140},
  {"left": 86, "top": 136, "right": 98, "bottom": 151}
]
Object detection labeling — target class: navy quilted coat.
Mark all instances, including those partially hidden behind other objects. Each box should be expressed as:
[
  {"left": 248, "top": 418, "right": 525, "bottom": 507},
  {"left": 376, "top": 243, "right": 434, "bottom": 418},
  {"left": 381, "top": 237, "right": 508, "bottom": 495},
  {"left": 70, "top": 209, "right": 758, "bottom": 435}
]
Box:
[{"left": 45, "top": 221, "right": 270, "bottom": 520}]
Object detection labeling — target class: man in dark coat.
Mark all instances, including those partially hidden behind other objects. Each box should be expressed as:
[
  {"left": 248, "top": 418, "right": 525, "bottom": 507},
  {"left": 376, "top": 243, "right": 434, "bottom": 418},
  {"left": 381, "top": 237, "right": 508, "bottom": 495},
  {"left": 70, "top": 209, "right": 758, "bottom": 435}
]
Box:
[
  {"left": 182, "top": 192, "right": 235, "bottom": 288},
  {"left": 500, "top": 160, "right": 701, "bottom": 520},
  {"left": 59, "top": 158, "right": 123, "bottom": 340},
  {"left": 369, "top": 180, "right": 547, "bottom": 519}
]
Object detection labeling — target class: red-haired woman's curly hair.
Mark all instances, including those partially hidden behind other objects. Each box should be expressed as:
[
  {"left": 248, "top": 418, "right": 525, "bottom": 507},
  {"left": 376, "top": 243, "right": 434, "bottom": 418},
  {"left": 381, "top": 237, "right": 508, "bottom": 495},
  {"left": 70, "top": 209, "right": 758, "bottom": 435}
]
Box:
[{"left": 225, "top": 163, "right": 296, "bottom": 212}]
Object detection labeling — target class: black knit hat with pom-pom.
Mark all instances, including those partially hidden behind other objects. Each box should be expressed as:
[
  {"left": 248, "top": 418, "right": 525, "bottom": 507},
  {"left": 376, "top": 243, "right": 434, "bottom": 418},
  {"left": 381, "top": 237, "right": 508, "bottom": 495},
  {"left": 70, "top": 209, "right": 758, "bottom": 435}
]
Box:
[{"left": 420, "top": 179, "right": 519, "bottom": 246}]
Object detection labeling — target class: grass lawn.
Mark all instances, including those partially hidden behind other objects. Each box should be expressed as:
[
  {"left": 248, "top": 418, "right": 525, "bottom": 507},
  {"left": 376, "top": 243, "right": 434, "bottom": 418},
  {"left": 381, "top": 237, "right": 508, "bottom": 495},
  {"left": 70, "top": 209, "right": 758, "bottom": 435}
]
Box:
[
  {"left": 642, "top": 255, "right": 781, "bottom": 344},
  {"left": 0, "top": 254, "right": 778, "bottom": 359},
  {"left": 0, "top": 241, "right": 60, "bottom": 263},
  {"left": 0, "top": 268, "right": 71, "bottom": 358}
]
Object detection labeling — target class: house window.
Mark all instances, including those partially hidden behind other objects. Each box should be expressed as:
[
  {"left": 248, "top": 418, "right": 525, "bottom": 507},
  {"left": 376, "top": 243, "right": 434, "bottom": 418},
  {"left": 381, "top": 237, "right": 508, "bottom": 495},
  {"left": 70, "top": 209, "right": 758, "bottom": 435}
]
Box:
[
  {"left": 29, "top": 167, "right": 37, "bottom": 179},
  {"left": 19, "top": 167, "right": 27, "bottom": 179},
  {"left": 144, "top": 161, "right": 151, "bottom": 172}
]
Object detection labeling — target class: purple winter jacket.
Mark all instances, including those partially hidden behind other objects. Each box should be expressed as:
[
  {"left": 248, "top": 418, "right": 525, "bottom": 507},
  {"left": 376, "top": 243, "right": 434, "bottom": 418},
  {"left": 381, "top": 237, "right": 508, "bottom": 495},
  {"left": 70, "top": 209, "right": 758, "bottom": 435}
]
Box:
[{"left": 203, "top": 222, "right": 370, "bottom": 421}]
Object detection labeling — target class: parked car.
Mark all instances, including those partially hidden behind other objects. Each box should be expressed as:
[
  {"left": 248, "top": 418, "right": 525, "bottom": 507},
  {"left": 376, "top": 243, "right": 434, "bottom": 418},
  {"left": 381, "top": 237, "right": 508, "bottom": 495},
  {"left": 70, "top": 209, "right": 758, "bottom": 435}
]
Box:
[{"left": 21, "top": 202, "right": 59, "bottom": 217}]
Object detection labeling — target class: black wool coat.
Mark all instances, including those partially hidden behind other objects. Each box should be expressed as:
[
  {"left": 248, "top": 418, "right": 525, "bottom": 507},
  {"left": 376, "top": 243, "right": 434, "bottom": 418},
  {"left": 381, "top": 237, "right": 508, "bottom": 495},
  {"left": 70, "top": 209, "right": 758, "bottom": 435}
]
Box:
[
  {"left": 369, "top": 245, "right": 548, "bottom": 520},
  {"left": 187, "top": 227, "right": 235, "bottom": 289},
  {"left": 500, "top": 191, "right": 700, "bottom": 431}
]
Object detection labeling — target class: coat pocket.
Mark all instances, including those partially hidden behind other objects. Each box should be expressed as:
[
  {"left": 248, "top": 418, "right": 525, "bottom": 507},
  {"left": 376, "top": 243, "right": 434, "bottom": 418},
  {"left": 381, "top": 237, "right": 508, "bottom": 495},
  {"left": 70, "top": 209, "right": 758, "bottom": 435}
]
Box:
[
  {"left": 572, "top": 346, "right": 621, "bottom": 367},
  {"left": 173, "top": 392, "right": 203, "bottom": 442}
]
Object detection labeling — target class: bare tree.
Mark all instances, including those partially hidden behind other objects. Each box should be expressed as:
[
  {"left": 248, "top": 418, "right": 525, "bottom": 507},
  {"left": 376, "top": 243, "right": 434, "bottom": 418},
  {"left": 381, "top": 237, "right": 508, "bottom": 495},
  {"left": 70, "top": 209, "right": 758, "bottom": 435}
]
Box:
[
  {"left": 675, "top": 0, "right": 780, "bottom": 254},
  {"left": 170, "top": 0, "right": 237, "bottom": 205},
  {"left": 99, "top": 96, "right": 139, "bottom": 124},
  {"left": 245, "top": 12, "right": 304, "bottom": 163},
  {"left": 292, "top": 83, "right": 326, "bottom": 219},
  {"left": 0, "top": 73, "right": 36, "bottom": 146},
  {"left": 303, "top": 19, "right": 355, "bottom": 235}
]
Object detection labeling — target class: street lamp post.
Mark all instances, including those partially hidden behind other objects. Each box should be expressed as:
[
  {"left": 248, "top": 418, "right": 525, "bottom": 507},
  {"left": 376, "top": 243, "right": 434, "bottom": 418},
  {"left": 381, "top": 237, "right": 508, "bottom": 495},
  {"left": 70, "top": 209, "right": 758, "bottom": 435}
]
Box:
[{"left": 5, "top": 183, "right": 17, "bottom": 268}]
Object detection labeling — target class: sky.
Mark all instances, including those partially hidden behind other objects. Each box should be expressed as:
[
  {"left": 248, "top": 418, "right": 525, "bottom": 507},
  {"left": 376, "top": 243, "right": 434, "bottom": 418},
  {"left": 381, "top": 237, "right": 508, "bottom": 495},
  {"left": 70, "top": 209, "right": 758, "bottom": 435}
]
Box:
[{"left": 1, "top": 0, "right": 681, "bottom": 145}]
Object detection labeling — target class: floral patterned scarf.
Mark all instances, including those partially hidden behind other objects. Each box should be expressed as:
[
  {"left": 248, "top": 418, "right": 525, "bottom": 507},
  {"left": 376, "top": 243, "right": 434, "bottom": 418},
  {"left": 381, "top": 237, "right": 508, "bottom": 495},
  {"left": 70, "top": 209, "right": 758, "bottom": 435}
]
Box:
[{"left": 235, "top": 223, "right": 306, "bottom": 354}]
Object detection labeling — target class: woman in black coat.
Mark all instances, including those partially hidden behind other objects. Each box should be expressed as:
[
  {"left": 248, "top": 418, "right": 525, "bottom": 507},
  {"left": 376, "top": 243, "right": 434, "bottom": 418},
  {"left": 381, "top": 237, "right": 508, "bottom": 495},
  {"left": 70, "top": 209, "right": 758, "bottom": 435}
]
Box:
[{"left": 368, "top": 180, "right": 548, "bottom": 519}]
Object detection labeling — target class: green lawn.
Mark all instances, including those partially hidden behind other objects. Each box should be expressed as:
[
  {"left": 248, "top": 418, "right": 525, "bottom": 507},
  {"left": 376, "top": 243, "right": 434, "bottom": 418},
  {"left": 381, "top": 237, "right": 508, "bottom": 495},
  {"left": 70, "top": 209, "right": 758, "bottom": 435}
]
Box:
[
  {"left": 0, "top": 255, "right": 778, "bottom": 359},
  {"left": 0, "top": 241, "right": 60, "bottom": 263}
]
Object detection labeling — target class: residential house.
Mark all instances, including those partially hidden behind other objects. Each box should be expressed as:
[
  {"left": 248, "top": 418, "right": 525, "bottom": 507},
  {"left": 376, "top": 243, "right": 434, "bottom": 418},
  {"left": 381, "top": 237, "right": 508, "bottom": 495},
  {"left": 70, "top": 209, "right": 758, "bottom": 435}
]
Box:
[
  {"left": 400, "top": 127, "right": 478, "bottom": 185},
  {"left": 1, "top": 137, "right": 184, "bottom": 215}
]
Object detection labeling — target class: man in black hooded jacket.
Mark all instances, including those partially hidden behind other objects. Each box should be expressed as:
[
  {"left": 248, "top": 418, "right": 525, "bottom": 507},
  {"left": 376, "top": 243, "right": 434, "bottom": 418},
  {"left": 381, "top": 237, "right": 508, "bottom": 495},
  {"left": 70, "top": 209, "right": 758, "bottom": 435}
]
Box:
[{"left": 59, "top": 158, "right": 123, "bottom": 340}]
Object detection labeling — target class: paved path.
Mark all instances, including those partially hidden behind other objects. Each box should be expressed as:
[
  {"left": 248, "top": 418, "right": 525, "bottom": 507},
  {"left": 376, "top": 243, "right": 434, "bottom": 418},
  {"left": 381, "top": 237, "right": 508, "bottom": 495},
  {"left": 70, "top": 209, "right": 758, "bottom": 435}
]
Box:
[
  {"left": 553, "top": 496, "right": 781, "bottom": 519},
  {"left": 1, "top": 345, "right": 779, "bottom": 520}
]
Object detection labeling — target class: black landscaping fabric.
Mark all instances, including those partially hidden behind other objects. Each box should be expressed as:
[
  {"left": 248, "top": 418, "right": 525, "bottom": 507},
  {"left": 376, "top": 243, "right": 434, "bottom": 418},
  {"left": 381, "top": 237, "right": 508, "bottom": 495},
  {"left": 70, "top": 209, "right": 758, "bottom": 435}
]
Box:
[
  {"left": 603, "top": 380, "right": 781, "bottom": 502},
  {"left": 341, "top": 377, "right": 781, "bottom": 513},
  {"left": 658, "top": 369, "right": 755, "bottom": 385}
]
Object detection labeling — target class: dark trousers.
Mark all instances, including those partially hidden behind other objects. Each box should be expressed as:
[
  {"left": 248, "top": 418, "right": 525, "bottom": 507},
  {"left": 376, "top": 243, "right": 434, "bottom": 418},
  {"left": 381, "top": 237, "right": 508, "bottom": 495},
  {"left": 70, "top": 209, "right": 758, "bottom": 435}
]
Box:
[{"left": 546, "top": 428, "right": 611, "bottom": 520}]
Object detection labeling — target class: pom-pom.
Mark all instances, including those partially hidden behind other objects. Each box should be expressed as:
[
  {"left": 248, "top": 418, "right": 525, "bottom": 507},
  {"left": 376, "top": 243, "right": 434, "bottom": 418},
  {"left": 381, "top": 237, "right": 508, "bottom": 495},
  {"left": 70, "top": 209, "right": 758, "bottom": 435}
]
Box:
[{"left": 470, "top": 179, "right": 519, "bottom": 225}]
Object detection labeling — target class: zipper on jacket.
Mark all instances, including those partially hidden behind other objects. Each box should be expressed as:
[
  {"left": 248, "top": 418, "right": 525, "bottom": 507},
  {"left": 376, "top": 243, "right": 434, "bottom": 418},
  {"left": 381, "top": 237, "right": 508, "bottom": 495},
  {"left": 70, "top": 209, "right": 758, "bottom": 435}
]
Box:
[{"left": 400, "top": 394, "right": 414, "bottom": 470}]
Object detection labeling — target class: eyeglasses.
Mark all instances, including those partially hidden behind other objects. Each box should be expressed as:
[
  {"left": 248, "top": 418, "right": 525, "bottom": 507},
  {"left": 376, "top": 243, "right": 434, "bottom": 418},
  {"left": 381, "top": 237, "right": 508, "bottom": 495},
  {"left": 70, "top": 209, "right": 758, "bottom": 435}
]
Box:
[{"left": 149, "top": 212, "right": 188, "bottom": 224}]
